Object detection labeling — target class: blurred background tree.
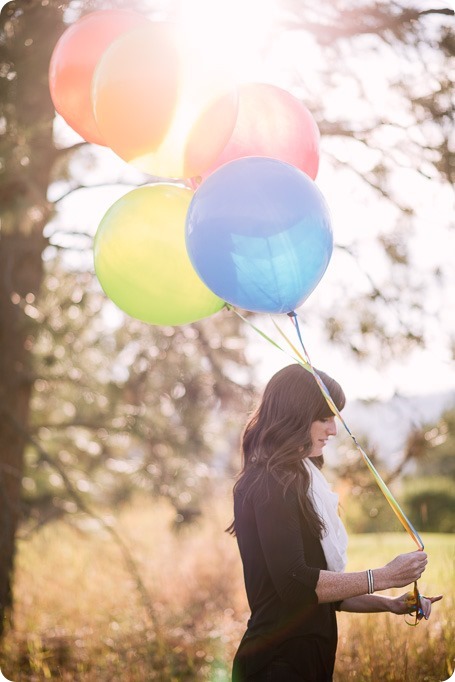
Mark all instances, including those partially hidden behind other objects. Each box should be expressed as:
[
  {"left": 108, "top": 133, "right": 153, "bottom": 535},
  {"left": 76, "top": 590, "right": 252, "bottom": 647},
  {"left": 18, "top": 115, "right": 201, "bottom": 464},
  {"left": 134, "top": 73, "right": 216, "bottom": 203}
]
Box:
[
  {"left": 22, "top": 260, "right": 252, "bottom": 527},
  {"left": 1, "top": 0, "right": 453, "bottom": 636},
  {"left": 402, "top": 408, "right": 455, "bottom": 533},
  {"left": 333, "top": 406, "right": 455, "bottom": 533},
  {"left": 0, "top": 0, "right": 254, "bottom": 633}
]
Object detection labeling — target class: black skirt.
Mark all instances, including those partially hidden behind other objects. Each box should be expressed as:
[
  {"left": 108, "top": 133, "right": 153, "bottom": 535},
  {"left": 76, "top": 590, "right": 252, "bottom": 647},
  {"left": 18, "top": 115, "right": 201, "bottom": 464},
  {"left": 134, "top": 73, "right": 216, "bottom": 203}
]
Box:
[{"left": 232, "top": 634, "right": 336, "bottom": 682}]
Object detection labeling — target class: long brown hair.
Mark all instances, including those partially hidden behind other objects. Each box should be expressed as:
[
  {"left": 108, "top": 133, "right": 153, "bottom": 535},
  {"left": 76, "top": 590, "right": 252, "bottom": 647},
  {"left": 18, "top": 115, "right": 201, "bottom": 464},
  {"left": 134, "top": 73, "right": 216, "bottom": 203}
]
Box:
[{"left": 227, "top": 364, "right": 345, "bottom": 539}]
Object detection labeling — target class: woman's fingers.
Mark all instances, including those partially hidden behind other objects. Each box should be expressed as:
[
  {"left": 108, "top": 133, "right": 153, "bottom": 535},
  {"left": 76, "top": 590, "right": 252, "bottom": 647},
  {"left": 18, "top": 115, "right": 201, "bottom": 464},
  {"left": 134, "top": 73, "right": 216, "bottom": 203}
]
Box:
[
  {"left": 385, "top": 551, "right": 429, "bottom": 587},
  {"left": 428, "top": 595, "right": 443, "bottom": 603},
  {"left": 398, "top": 592, "right": 443, "bottom": 619},
  {"left": 419, "top": 595, "right": 443, "bottom": 620}
]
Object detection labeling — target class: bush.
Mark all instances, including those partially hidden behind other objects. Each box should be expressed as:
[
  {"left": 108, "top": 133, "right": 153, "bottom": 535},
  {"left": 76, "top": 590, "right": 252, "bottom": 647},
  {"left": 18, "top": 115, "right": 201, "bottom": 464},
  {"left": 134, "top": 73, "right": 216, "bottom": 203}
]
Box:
[
  {"left": 340, "top": 486, "right": 403, "bottom": 534},
  {"left": 402, "top": 476, "right": 455, "bottom": 533}
]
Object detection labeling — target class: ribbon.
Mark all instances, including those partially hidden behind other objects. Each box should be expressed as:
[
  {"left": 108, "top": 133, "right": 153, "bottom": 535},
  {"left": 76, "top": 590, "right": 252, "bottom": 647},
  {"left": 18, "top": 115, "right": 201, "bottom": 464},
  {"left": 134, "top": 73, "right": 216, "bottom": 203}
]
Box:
[
  {"left": 284, "top": 311, "right": 424, "bottom": 552},
  {"left": 404, "top": 581, "right": 425, "bottom": 626},
  {"left": 227, "top": 304, "right": 424, "bottom": 552}
]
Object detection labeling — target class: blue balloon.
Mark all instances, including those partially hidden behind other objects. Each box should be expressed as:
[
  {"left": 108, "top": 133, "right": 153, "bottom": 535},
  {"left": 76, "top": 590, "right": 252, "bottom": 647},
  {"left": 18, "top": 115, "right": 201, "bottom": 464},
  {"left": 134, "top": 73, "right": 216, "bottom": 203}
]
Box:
[{"left": 185, "top": 157, "right": 333, "bottom": 314}]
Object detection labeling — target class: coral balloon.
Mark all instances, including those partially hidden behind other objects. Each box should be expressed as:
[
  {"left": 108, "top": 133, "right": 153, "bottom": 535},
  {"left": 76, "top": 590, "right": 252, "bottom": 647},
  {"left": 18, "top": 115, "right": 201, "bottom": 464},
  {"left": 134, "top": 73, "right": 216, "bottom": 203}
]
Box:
[
  {"left": 192, "top": 83, "right": 320, "bottom": 187},
  {"left": 94, "top": 185, "right": 225, "bottom": 326},
  {"left": 49, "top": 10, "right": 147, "bottom": 144},
  {"left": 186, "top": 157, "right": 332, "bottom": 314},
  {"left": 92, "top": 23, "right": 238, "bottom": 179}
]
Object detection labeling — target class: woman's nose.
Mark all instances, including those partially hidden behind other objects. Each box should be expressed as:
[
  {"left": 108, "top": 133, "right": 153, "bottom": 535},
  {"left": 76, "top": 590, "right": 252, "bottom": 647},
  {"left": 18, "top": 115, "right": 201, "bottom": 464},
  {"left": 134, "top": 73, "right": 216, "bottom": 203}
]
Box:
[{"left": 327, "top": 418, "right": 337, "bottom": 436}]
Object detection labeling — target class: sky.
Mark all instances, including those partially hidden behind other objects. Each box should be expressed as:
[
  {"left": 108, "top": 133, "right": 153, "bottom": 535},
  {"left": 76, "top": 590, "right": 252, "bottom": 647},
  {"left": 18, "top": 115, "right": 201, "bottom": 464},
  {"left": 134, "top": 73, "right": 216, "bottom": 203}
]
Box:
[{"left": 7, "top": 0, "right": 455, "bottom": 403}]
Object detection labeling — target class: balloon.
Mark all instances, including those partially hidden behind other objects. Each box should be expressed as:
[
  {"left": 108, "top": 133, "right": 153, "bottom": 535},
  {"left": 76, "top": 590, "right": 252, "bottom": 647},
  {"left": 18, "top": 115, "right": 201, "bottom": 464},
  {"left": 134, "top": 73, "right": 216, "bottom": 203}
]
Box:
[
  {"left": 92, "top": 23, "right": 238, "bottom": 179},
  {"left": 185, "top": 157, "right": 333, "bottom": 314},
  {"left": 94, "top": 185, "right": 225, "bottom": 325},
  {"left": 49, "top": 10, "right": 147, "bottom": 145},
  {"left": 192, "top": 83, "right": 320, "bottom": 188}
]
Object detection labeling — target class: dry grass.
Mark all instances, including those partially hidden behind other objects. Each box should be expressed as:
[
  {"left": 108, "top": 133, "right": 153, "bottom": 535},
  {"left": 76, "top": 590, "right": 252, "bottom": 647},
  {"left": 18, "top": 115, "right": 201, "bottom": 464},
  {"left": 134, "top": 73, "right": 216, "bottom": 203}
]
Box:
[
  {"left": 336, "top": 534, "right": 454, "bottom": 681},
  {"left": 0, "top": 490, "right": 453, "bottom": 681}
]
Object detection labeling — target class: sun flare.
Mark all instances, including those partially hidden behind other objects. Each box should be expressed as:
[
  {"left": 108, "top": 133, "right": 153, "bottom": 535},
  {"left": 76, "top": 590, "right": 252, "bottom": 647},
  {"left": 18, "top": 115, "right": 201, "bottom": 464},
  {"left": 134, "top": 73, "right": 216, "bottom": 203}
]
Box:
[{"left": 175, "top": 0, "right": 280, "bottom": 85}]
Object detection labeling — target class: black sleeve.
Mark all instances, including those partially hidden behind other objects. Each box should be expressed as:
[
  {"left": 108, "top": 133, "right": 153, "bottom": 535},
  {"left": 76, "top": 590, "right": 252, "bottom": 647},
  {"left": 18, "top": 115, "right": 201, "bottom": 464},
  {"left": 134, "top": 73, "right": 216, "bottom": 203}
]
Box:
[{"left": 253, "top": 475, "right": 321, "bottom": 606}]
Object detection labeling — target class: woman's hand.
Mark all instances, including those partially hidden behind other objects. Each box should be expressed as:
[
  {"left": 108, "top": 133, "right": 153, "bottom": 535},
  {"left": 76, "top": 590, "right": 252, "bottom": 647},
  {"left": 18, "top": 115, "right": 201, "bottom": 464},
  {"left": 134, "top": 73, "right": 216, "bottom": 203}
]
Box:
[
  {"left": 389, "top": 591, "right": 443, "bottom": 619},
  {"left": 376, "top": 551, "right": 428, "bottom": 589}
]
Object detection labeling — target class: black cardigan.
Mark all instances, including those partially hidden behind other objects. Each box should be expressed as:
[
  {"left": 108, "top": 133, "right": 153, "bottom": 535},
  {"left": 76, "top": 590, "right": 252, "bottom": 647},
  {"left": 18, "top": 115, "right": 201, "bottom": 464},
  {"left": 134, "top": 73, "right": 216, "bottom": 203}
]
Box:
[{"left": 232, "top": 472, "right": 340, "bottom": 681}]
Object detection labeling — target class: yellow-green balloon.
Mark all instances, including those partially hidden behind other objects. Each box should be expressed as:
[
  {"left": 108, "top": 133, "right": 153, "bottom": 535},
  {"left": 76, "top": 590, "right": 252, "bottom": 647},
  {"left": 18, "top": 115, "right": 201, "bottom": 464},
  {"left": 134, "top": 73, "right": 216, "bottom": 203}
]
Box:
[{"left": 94, "top": 184, "right": 224, "bottom": 325}]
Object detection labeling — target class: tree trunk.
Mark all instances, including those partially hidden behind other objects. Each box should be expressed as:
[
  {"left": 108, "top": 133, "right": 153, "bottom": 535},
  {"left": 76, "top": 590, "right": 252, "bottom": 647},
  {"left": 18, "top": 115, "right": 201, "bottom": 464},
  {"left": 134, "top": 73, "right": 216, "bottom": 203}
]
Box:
[{"left": 0, "top": 0, "right": 64, "bottom": 634}]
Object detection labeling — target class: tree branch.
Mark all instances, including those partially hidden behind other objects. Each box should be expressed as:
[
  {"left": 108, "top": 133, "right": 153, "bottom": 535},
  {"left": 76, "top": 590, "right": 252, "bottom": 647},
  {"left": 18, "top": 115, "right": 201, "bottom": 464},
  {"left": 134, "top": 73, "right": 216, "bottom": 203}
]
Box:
[
  {"left": 54, "top": 141, "right": 89, "bottom": 157},
  {"left": 282, "top": 6, "right": 454, "bottom": 44},
  {"left": 52, "top": 175, "right": 185, "bottom": 204},
  {"left": 30, "top": 420, "right": 128, "bottom": 433},
  {"left": 53, "top": 181, "right": 140, "bottom": 204}
]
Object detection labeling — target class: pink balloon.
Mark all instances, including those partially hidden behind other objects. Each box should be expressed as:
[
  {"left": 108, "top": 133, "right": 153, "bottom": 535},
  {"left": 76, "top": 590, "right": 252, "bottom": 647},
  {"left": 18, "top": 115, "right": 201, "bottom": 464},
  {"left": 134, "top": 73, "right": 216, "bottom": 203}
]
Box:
[{"left": 192, "top": 83, "right": 320, "bottom": 187}]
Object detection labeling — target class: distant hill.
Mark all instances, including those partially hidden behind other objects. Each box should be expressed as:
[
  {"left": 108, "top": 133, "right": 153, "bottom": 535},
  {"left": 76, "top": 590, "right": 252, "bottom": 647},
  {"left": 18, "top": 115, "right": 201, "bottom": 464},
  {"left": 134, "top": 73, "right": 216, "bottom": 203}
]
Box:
[{"left": 329, "top": 388, "right": 455, "bottom": 465}]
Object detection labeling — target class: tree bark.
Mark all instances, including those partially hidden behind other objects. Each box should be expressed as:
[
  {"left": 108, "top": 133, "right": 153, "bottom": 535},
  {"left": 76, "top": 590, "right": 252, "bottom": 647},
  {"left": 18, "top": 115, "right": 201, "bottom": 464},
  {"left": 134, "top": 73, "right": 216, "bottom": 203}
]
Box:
[{"left": 0, "top": 0, "right": 64, "bottom": 634}]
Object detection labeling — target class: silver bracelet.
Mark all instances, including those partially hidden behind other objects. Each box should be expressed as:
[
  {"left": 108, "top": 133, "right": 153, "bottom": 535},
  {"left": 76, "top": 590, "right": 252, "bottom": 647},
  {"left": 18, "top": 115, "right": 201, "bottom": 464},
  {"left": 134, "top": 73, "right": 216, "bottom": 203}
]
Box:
[{"left": 366, "top": 569, "right": 375, "bottom": 594}]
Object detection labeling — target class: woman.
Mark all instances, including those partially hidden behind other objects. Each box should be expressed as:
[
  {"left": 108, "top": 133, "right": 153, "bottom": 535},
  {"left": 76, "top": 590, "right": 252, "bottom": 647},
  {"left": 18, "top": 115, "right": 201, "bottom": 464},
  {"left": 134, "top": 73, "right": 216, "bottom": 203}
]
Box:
[{"left": 229, "top": 364, "right": 442, "bottom": 682}]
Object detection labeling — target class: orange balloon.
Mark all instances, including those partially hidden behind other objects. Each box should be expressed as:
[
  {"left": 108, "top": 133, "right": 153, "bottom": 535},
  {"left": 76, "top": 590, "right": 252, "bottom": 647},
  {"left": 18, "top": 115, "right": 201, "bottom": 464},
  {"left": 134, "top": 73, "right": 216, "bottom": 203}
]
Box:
[
  {"left": 92, "top": 23, "right": 238, "bottom": 179},
  {"left": 49, "top": 10, "right": 148, "bottom": 144}
]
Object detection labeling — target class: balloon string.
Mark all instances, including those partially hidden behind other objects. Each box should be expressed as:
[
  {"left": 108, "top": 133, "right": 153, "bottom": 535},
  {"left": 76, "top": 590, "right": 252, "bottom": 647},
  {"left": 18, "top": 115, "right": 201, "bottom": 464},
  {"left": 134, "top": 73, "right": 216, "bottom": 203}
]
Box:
[
  {"left": 225, "top": 304, "right": 301, "bottom": 364},
  {"left": 284, "top": 311, "right": 424, "bottom": 552},
  {"left": 226, "top": 305, "right": 424, "bottom": 551}
]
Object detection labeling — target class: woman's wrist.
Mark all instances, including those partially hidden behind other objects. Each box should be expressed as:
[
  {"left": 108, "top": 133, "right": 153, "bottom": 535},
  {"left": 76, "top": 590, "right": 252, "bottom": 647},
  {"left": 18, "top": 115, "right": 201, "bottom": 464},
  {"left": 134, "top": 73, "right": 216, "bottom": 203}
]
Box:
[
  {"left": 378, "top": 594, "right": 397, "bottom": 613},
  {"left": 370, "top": 567, "right": 389, "bottom": 592},
  {"left": 366, "top": 569, "right": 375, "bottom": 593}
]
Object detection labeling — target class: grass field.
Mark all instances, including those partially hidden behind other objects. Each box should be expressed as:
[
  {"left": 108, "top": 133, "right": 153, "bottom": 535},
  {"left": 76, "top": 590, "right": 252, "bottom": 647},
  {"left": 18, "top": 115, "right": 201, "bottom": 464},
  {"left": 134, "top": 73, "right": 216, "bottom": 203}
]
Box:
[{"left": 0, "top": 492, "right": 453, "bottom": 681}]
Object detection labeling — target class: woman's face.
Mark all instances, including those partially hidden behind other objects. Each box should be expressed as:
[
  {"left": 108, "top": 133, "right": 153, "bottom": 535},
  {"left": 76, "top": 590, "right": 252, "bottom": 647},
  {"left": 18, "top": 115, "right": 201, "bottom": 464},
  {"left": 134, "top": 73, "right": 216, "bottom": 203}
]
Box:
[{"left": 308, "top": 416, "right": 337, "bottom": 457}]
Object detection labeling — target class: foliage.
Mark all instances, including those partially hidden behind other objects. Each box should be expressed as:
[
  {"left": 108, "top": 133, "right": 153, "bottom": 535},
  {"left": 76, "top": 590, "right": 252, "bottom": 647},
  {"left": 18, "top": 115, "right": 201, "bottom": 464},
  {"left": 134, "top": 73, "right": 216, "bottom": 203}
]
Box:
[
  {"left": 394, "top": 407, "right": 455, "bottom": 533},
  {"left": 402, "top": 477, "right": 455, "bottom": 533},
  {"left": 333, "top": 441, "right": 404, "bottom": 534},
  {"left": 0, "top": 0, "right": 67, "bottom": 631},
  {"left": 406, "top": 408, "right": 455, "bottom": 480},
  {"left": 274, "top": 0, "right": 455, "bottom": 360},
  {"left": 339, "top": 468, "right": 455, "bottom": 535},
  {"left": 332, "top": 401, "right": 455, "bottom": 534},
  {"left": 20, "top": 258, "right": 254, "bottom": 529},
  {"left": 1, "top": 0, "right": 454, "bottom": 637},
  {"left": 341, "top": 486, "right": 404, "bottom": 535}
]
